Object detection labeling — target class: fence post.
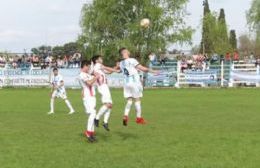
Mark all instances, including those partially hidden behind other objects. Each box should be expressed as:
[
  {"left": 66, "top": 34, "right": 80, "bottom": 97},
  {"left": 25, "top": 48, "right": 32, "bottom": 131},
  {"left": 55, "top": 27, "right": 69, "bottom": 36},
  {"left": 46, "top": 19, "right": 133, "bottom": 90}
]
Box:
[
  {"left": 221, "top": 60, "right": 224, "bottom": 87},
  {"left": 175, "top": 61, "right": 180, "bottom": 88},
  {"left": 228, "top": 62, "right": 234, "bottom": 87},
  {"left": 257, "top": 64, "right": 260, "bottom": 87}
]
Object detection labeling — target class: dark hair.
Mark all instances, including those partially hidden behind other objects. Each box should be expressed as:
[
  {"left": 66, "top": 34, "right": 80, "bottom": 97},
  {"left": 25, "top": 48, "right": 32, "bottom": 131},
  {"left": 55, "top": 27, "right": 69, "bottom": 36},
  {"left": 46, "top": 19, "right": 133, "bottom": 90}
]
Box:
[
  {"left": 119, "top": 47, "right": 127, "bottom": 56},
  {"left": 91, "top": 55, "right": 102, "bottom": 64},
  {"left": 53, "top": 68, "right": 58, "bottom": 72},
  {"left": 81, "top": 60, "right": 91, "bottom": 68}
]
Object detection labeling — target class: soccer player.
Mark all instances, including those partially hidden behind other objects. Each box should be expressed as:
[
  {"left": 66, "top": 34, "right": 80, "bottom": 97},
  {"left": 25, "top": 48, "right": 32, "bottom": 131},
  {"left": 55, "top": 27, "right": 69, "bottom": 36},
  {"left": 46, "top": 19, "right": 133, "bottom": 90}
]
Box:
[
  {"left": 48, "top": 68, "right": 75, "bottom": 115},
  {"left": 92, "top": 55, "right": 119, "bottom": 131},
  {"left": 79, "top": 60, "right": 99, "bottom": 142},
  {"left": 117, "top": 48, "right": 158, "bottom": 126}
]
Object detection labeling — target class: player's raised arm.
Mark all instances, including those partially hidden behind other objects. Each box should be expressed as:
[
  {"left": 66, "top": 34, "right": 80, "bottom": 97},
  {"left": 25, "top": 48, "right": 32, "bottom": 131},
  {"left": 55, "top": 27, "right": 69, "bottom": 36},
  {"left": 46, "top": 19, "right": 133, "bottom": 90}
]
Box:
[
  {"left": 103, "top": 65, "right": 121, "bottom": 74},
  {"left": 136, "top": 64, "right": 159, "bottom": 75}
]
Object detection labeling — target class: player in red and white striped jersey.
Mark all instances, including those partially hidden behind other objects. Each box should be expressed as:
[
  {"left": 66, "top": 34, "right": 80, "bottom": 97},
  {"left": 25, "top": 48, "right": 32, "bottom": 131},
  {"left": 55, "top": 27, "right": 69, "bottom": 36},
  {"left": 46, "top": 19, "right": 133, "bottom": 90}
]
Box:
[
  {"left": 91, "top": 55, "right": 120, "bottom": 131},
  {"left": 79, "top": 60, "right": 99, "bottom": 143}
]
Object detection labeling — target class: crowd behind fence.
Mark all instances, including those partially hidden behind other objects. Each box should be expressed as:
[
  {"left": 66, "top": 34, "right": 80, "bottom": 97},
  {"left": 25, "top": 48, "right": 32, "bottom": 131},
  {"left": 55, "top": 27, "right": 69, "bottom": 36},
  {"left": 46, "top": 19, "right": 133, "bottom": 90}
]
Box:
[
  {"left": 0, "top": 53, "right": 82, "bottom": 70},
  {"left": 1, "top": 59, "right": 260, "bottom": 88}
]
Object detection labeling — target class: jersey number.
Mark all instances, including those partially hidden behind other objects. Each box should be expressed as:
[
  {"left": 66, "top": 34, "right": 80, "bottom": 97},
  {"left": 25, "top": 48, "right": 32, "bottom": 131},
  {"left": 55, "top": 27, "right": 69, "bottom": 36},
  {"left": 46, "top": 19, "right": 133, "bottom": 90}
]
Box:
[{"left": 123, "top": 68, "right": 129, "bottom": 76}]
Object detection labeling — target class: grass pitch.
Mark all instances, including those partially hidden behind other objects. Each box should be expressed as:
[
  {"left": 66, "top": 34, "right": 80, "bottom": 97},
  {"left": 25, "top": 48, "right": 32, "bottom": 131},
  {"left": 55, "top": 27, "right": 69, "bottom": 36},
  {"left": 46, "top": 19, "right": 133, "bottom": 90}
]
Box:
[{"left": 0, "top": 88, "right": 260, "bottom": 168}]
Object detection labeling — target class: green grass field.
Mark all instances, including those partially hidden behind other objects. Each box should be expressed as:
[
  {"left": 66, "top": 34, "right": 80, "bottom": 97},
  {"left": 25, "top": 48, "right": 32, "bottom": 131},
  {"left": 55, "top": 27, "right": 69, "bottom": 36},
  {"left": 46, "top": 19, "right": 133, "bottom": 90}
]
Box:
[{"left": 1, "top": 88, "right": 260, "bottom": 168}]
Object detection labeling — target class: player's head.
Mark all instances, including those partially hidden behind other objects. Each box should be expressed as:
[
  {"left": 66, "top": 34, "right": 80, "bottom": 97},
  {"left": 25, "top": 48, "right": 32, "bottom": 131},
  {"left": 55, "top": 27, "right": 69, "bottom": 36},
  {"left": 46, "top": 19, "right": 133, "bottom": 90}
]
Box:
[
  {"left": 119, "top": 47, "right": 130, "bottom": 59},
  {"left": 53, "top": 68, "right": 58, "bottom": 76},
  {"left": 91, "top": 55, "right": 103, "bottom": 64},
  {"left": 81, "top": 60, "right": 92, "bottom": 73}
]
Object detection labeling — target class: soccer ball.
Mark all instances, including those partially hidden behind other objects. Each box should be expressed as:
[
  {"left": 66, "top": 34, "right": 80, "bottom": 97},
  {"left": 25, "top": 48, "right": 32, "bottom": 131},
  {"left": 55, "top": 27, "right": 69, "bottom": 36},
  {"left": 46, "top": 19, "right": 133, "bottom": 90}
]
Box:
[{"left": 140, "top": 18, "right": 150, "bottom": 28}]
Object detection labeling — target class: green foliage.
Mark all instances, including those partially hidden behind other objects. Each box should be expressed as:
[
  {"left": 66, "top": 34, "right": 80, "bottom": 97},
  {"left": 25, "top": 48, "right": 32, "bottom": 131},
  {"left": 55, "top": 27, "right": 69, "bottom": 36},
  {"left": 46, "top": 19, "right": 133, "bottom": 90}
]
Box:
[
  {"left": 31, "top": 45, "right": 52, "bottom": 57},
  {"left": 247, "top": 0, "right": 260, "bottom": 56},
  {"left": 238, "top": 34, "right": 255, "bottom": 55},
  {"left": 200, "top": 0, "right": 213, "bottom": 54},
  {"left": 229, "top": 30, "right": 237, "bottom": 50},
  {"left": 200, "top": 4, "right": 231, "bottom": 55},
  {"left": 247, "top": 0, "right": 260, "bottom": 31},
  {"left": 63, "top": 42, "right": 80, "bottom": 56},
  {"left": 31, "top": 42, "right": 81, "bottom": 58},
  {"left": 79, "top": 0, "right": 192, "bottom": 65},
  {"left": 52, "top": 46, "right": 65, "bottom": 57}
]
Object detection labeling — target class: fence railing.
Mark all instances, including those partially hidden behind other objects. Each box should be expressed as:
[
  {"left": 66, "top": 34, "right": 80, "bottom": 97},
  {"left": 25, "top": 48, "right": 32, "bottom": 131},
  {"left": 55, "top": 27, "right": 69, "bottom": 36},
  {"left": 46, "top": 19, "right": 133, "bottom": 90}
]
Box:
[{"left": 0, "top": 61, "right": 260, "bottom": 88}]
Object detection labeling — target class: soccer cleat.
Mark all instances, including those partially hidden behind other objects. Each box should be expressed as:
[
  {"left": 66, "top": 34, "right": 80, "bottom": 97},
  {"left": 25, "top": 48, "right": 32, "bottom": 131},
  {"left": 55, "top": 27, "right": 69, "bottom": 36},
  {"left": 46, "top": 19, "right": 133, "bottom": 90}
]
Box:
[
  {"left": 102, "top": 123, "right": 110, "bottom": 131},
  {"left": 123, "top": 116, "right": 128, "bottom": 126},
  {"left": 48, "top": 111, "right": 54, "bottom": 115},
  {"left": 94, "top": 119, "right": 99, "bottom": 127},
  {"left": 84, "top": 131, "right": 97, "bottom": 143},
  {"left": 136, "top": 117, "right": 146, "bottom": 125},
  {"left": 68, "top": 110, "right": 75, "bottom": 115}
]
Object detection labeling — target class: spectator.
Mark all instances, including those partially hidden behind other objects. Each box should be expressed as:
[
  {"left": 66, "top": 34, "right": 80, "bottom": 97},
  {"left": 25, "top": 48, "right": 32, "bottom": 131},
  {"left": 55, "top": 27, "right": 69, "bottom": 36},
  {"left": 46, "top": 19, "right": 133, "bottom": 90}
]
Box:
[{"left": 233, "top": 51, "right": 239, "bottom": 61}]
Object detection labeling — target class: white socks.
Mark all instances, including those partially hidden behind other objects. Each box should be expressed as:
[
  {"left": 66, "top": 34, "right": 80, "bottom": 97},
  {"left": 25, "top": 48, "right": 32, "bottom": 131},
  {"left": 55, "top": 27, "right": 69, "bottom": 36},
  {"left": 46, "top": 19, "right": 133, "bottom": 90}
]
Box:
[
  {"left": 96, "top": 105, "right": 112, "bottom": 124},
  {"left": 50, "top": 98, "right": 54, "bottom": 112},
  {"left": 65, "top": 99, "right": 74, "bottom": 112},
  {"left": 96, "top": 105, "right": 108, "bottom": 120},
  {"left": 104, "top": 109, "right": 111, "bottom": 124},
  {"left": 88, "top": 112, "right": 96, "bottom": 132},
  {"left": 124, "top": 100, "right": 133, "bottom": 116},
  {"left": 50, "top": 99, "right": 74, "bottom": 113},
  {"left": 135, "top": 101, "right": 142, "bottom": 118}
]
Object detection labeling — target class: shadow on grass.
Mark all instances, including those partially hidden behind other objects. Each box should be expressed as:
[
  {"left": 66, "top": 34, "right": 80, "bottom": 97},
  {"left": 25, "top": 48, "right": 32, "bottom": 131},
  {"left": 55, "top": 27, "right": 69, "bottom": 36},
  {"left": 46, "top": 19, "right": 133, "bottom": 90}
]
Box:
[{"left": 114, "top": 130, "right": 138, "bottom": 141}]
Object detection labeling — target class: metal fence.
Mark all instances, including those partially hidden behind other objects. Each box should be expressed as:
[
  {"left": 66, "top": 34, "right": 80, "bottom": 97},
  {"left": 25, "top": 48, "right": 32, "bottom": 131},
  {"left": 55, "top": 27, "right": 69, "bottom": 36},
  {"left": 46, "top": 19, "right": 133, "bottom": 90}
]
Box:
[{"left": 0, "top": 61, "right": 260, "bottom": 88}]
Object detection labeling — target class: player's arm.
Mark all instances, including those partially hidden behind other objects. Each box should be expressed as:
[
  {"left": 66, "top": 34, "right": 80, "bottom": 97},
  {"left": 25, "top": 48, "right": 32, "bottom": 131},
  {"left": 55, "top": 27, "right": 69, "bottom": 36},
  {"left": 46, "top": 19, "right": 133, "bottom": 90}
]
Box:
[
  {"left": 85, "top": 75, "right": 98, "bottom": 86},
  {"left": 102, "top": 65, "right": 121, "bottom": 74},
  {"left": 113, "top": 61, "right": 122, "bottom": 73},
  {"left": 58, "top": 80, "right": 64, "bottom": 88},
  {"left": 136, "top": 64, "right": 158, "bottom": 74}
]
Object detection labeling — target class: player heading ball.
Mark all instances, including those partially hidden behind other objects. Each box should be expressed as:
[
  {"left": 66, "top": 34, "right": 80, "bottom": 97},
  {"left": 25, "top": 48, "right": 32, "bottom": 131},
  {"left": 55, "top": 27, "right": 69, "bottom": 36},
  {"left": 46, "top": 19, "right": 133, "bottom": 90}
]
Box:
[{"left": 116, "top": 48, "right": 159, "bottom": 126}]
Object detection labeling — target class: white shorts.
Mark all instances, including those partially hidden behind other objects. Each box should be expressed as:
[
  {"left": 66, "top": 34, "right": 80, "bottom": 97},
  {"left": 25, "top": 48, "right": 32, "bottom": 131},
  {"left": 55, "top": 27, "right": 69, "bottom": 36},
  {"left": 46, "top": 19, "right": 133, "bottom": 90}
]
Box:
[
  {"left": 52, "top": 90, "right": 67, "bottom": 99},
  {"left": 83, "top": 97, "right": 96, "bottom": 114},
  {"left": 124, "top": 82, "right": 143, "bottom": 99},
  {"left": 97, "top": 84, "right": 112, "bottom": 104}
]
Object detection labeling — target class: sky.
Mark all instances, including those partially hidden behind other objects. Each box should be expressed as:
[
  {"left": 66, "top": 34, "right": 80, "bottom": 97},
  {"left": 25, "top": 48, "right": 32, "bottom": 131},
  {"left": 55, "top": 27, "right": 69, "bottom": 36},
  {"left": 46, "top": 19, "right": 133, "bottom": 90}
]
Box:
[{"left": 0, "top": 0, "right": 252, "bottom": 53}]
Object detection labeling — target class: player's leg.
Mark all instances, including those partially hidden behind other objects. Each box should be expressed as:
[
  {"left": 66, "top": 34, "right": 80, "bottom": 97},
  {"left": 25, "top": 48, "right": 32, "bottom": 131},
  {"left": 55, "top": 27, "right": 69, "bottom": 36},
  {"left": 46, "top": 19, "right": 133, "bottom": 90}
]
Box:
[
  {"left": 123, "top": 85, "right": 133, "bottom": 126},
  {"left": 95, "top": 85, "right": 112, "bottom": 131},
  {"left": 123, "top": 97, "right": 133, "bottom": 126},
  {"left": 65, "top": 99, "right": 75, "bottom": 114},
  {"left": 48, "top": 91, "right": 56, "bottom": 114},
  {"left": 133, "top": 84, "right": 146, "bottom": 124},
  {"left": 134, "top": 98, "right": 146, "bottom": 124},
  {"left": 95, "top": 103, "right": 108, "bottom": 127},
  {"left": 61, "top": 91, "right": 75, "bottom": 114},
  {"left": 102, "top": 103, "right": 112, "bottom": 131},
  {"left": 83, "top": 98, "right": 97, "bottom": 143}
]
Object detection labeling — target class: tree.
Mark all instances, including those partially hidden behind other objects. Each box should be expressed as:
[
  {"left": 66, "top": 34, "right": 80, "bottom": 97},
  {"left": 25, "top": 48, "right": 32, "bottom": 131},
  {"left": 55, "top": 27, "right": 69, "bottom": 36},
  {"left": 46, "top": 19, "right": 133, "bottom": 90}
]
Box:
[
  {"left": 213, "top": 9, "right": 231, "bottom": 54},
  {"left": 200, "top": 0, "right": 215, "bottom": 54},
  {"left": 255, "top": 32, "right": 260, "bottom": 56},
  {"left": 247, "top": 0, "right": 260, "bottom": 56},
  {"left": 217, "top": 9, "right": 229, "bottom": 45},
  {"left": 31, "top": 45, "right": 52, "bottom": 57},
  {"left": 52, "top": 46, "right": 65, "bottom": 57},
  {"left": 238, "top": 34, "right": 254, "bottom": 56},
  {"left": 63, "top": 42, "right": 80, "bottom": 56},
  {"left": 229, "top": 30, "right": 237, "bottom": 50},
  {"left": 247, "top": 0, "right": 260, "bottom": 31},
  {"left": 80, "top": 0, "right": 193, "bottom": 65}
]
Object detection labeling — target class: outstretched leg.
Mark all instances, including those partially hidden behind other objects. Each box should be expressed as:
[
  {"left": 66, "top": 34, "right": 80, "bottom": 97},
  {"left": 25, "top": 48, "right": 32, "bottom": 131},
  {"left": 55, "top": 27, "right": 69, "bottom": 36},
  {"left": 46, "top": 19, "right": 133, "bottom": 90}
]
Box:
[
  {"left": 134, "top": 98, "right": 146, "bottom": 124},
  {"left": 123, "top": 98, "right": 133, "bottom": 126}
]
